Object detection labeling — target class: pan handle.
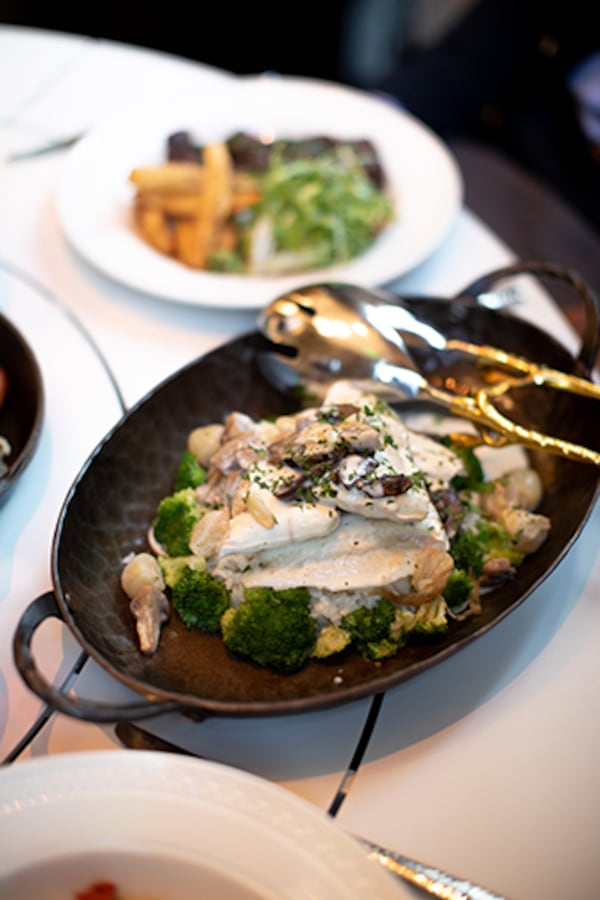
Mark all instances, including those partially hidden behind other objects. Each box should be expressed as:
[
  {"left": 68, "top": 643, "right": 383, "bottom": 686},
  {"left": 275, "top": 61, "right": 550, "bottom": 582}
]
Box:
[
  {"left": 13, "top": 592, "right": 182, "bottom": 722},
  {"left": 457, "top": 260, "right": 600, "bottom": 376}
]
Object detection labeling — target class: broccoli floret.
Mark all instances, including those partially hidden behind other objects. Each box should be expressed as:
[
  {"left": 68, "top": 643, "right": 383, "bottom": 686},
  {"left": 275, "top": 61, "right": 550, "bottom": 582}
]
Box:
[
  {"left": 158, "top": 554, "right": 205, "bottom": 588},
  {"left": 169, "top": 566, "right": 230, "bottom": 632},
  {"left": 443, "top": 569, "right": 475, "bottom": 610},
  {"left": 383, "top": 599, "right": 449, "bottom": 645},
  {"left": 450, "top": 527, "right": 486, "bottom": 577},
  {"left": 174, "top": 450, "right": 207, "bottom": 491},
  {"left": 221, "top": 586, "right": 316, "bottom": 673},
  {"left": 313, "top": 624, "right": 352, "bottom": 659},
  {"left": 477, "top": 519, "right": 525, "bottom": 567},
  {"left": 152, "top": 488, "right": 204, "bottom": 557},
  {"left": 442, "top": 438, "right": 486, "bottom": 492},
  {"left": 411, "top": 598, "right": 449, "bottom": 636},
  {"left": 341, "top": 597, "right": 405, "bottom": 661},
  {"left": 451, "top": 519, "right": 524, "bottom": 580}
]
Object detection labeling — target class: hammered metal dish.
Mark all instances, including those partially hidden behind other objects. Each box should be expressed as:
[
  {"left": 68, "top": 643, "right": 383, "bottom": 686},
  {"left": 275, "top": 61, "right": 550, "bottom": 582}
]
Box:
[{"left": 13, "top": 275, "right": 600, "bottom": 722}]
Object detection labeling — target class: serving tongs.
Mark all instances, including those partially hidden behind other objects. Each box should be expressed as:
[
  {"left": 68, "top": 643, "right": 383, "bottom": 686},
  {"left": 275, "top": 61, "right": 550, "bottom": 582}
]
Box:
[{"left": 258, "top": 266, "right": 600, "bottom": 467}]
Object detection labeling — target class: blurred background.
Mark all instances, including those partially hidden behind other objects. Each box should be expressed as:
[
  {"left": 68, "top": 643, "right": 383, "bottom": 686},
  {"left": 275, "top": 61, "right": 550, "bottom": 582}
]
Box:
[
  {"left": 2, "top": 0, "right": 599, "bottom": 232},
  {"left": 0, "top": 0, "right": 473, "bottom": 85}
]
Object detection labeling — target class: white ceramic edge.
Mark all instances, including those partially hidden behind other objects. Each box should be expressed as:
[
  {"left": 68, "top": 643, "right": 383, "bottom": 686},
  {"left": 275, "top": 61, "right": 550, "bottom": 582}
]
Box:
[
  {"left": 55, "top": 74, "right": 463, "bottom": 310},
  {"left": 0, "top": 750, "right": 405, "bottom": 898}
]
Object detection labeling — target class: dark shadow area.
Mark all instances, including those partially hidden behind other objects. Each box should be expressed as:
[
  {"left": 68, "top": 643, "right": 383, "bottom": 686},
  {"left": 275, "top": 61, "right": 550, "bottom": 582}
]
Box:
[
  {"left": 0, "top": 2, "right": 354, "bottom": 82},
  {"left": 4, "top": 0, "right": 600, "bottom": 238},
  {"left": 375, "top": 0, "right": 600, "bottom": 236}
]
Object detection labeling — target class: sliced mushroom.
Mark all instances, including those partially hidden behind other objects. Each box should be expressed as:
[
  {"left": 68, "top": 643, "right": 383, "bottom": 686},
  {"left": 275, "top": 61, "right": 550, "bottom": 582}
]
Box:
[
  {"left": 482, "top": 556, "right": 515, "bottom": 578},
  {"left": 431, "top": 487, "right": 464, "bottom": 540},
  {"left": 337, "top": 412, "right": 382, "bottom": 453},
  {"left": 319, "top": 403, "right": 360, "bottom": 423},
  {"left": 368, "top": 474, "right": 413, "bottom": 498},
  {"left": 269, "top": 420, "right": 340, "bottom": 464},
  {"left": 409, "top": 548, "right": 454, "bottom": 605},
  {"left": 272, "top": 467, "right": 312, "bottom": 500},
  {"left": 222, "top": 410, "right": 256, "bottom": 440},
  {"left": 210, "top": 434, "right": 257, "bottom": 472},
  {"left": 129, "top": 584, "right": 170, "bottom": 655},
  {"left": 336, "top": 454, "right": 412, "bottom": 499},
  {"left": 336, "top": 454, "right": 377, "bottom": 489},
  {"left": 195, "top": 468, "right": 225, "bottom": 504}
]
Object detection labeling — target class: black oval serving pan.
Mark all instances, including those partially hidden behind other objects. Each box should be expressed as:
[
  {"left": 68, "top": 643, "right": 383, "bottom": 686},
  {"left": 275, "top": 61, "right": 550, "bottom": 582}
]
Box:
[
  {"left": 0, "top": 314, "right": 44, "bottom": 506},
  {"left": 13, "top": 261, "right": 600, "bottom": 722}
]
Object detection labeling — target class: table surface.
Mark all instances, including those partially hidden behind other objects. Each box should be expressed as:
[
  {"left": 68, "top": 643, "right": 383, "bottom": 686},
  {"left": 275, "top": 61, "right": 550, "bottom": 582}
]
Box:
[{"left": 1, "top": 25, "right": 599, "bottom": 900}]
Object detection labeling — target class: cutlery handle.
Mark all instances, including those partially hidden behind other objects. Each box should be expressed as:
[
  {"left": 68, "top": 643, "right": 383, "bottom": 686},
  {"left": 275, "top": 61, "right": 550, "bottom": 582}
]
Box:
[
  {"left": 13, "top": 592, "right": 181, "bottom": 722},
  {"left": 424, "top": 383, "right": 600, "bottom": 466},
  {"left": 359, "top": 839, "right": 510, "bottom": 900},
  {"left": 457, "top": 259, "right": 600, "bottom": 375},
  {"left": 445, "top": 339, "right": 600, "bottom": 401}
]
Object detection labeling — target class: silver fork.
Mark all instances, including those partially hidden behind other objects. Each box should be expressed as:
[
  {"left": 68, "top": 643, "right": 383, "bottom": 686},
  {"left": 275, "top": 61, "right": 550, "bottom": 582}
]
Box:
[{"left": 115, "top": 722, "right": 509, "bottom": 900}]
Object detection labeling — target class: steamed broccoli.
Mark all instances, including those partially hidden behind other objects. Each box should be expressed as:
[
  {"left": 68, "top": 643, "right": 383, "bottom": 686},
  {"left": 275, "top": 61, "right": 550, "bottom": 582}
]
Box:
[
  {"left": 152, "top": 488, "right": 204, "bottom": 557},
  {"left": 477, "top": 519, "right": 525, "bottom": 567},
  {"left": 341, "top": 597, "right": 406, "bottom": 661},
  {"left": 158, "top": 554, "right": 205, "bottom": 587},
  {"left": 221, "top": 586, "right": 316, "bottom": 673},
  {"left": 443, "top": 569, "right": 475, "bottom": 610},
  {"left": 450, "top": 519, "right": 524, "bottom": 579},
  {"left": 174, "top": 450, "right": 207, "bottom": 491},
  {"left": 450, "top": 527, "right": 486, "bottom": 577},
  {"left": 442, "top": 438, "right": 486, "bottom": 492},
  {"left": 410, "top": 597, "right": 449, "bottom": 637},
  {"left": 446, "top": 516, "right": 524, "bottom": 615},
  {"left": 160, "top": 558, "right": 230, "bottom": 632},
  {"left": 313, "top": 623, "right": 352, "bottom": 659}
]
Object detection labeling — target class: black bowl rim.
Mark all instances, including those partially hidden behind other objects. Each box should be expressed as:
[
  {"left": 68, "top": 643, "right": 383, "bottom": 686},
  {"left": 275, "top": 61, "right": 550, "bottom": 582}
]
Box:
[{"left": 0, "top": 313, "right": 44, "bottom": 503}]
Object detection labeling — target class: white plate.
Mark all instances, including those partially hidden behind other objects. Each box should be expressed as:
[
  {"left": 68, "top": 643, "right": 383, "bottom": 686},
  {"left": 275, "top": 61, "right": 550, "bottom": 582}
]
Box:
[
  {"left": 55, "top": 74, "right": 463, "bottom": 310},
  {"left": 0, "top": 750, "right": 405, "bottom": 899}
]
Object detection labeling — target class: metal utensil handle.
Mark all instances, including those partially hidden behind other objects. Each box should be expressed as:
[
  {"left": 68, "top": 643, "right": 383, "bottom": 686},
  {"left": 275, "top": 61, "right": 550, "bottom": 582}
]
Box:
[
  {"left": 445, "top": 339, "right": 600, "bottom": 399},
  {"left": 458, "top": 260, "right": 600, "bottom": 375},
  {"left": 13, "top": 592, "right": 180, "bottom": 722},
  {"left": 359, "top": 839, "right": 510, "bottom": 900},
  {"left": 425, "top": 383, "right": 600, "bottom": 465}
]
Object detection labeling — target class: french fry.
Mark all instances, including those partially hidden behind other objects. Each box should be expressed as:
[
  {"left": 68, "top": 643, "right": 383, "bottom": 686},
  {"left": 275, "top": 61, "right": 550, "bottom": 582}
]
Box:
[
  {"left": 134, "top": 203, "right": 173, "bottom": 255},
  {"left": 129, "top": 162, "right": 205, "bottom": 194},
  {"left": 134, "top": 174, "right": 259, "bottom": 219},
  {"left": 129, "top": 144, "right": 261, "bottom": 268},
  {"left": 136, "top": 191, "right": 208, "bottom": 217},
  {"left": 174, "top": 142, "right": 233, "bottom": 268},
  {"left": 173, "top": 216, "right": 207, "bottom": 267},
  {"left": 204, "top": 142, "right": 234, "bottom": 219}
]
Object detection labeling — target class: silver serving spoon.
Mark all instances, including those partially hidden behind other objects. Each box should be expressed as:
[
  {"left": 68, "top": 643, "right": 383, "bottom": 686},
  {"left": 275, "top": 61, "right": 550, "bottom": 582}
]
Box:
[
  {"left": 257, "top": 282, "right": 600, "bottom": 465},
  {"left": 115, "top": 722, "right": 509, "bottom": 899},
  {"left": 257, "top": 282, "right": 436, "bottom": 402}
]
